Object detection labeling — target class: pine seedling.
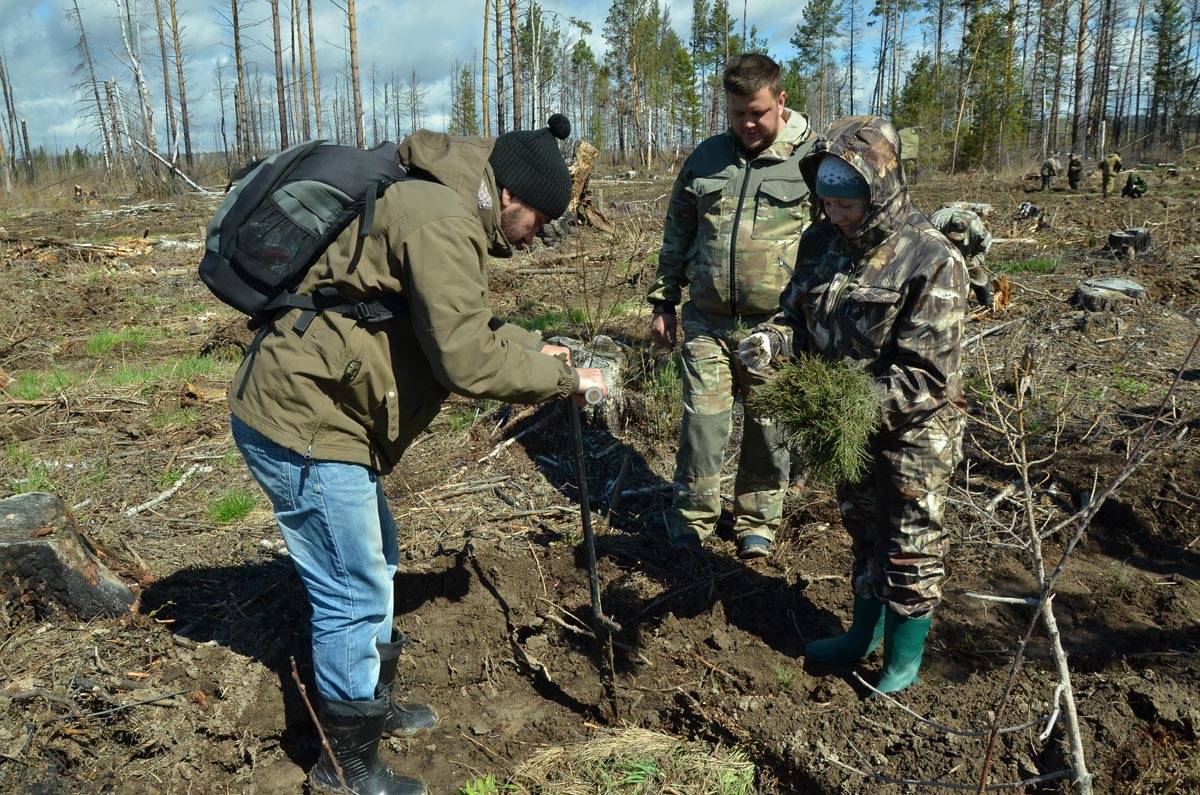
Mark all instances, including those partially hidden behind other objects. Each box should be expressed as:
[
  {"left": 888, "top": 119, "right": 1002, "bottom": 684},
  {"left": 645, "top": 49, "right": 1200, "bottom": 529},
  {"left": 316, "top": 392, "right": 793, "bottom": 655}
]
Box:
[{"left": 750, "top": 354, "right": 882, "bottom": 486}]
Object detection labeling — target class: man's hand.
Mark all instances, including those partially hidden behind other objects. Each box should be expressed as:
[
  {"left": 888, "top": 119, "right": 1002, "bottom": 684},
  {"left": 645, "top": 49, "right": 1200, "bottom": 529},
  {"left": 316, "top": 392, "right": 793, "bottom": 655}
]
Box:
[
  {"left": 737, "top": 331, "right": 779, "bottom": 374},
  {"left": 650, "top": 312, "right": 677, "bottom": 348},
  {"left": 541, "top": 343, "right": 572, "bottom": 365},
  {"left": 573, "top": 368, "right": 608, "bottom": 406}
]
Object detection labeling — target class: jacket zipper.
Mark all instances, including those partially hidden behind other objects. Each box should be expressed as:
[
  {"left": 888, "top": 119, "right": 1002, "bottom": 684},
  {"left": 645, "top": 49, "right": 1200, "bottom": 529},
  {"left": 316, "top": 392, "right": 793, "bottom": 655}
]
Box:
[{"left": 728, "top": 160, "right": 753, "bottom": 318}]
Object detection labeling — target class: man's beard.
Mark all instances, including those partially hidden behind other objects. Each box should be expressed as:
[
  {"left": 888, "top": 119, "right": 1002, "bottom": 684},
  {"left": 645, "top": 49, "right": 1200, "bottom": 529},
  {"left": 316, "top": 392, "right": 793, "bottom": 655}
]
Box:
[
  {"left": 499, "top": 202, "right": 528, "bottom": 248},
  {"left": 737, "top": 128, "right": 775, "bottom": 155}
]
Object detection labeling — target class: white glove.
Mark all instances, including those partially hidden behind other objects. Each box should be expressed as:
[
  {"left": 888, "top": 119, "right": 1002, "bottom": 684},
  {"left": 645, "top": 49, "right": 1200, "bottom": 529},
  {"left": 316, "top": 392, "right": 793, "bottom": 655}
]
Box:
[{"left": 738, "top": 331, "right": 779, "bottom": 373}]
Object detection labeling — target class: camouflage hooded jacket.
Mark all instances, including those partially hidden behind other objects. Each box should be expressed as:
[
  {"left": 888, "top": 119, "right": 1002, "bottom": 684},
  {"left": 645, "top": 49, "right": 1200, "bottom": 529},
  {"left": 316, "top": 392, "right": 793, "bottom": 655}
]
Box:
[
  {"left": 647, "top": 109, "right": 814, "bottom": 317},
  {"left": 760, "top": 116, "right": 968, "bottom": 433},
  {"left": 928, "top": 206, "right": 991, "bottom": 273}
]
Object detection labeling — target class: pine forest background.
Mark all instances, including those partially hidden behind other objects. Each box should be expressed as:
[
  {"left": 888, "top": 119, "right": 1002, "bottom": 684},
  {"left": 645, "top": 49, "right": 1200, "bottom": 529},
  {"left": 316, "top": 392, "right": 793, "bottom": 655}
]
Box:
[{"left": 1, "top": 0, "right": 1198, "bottom": 194}]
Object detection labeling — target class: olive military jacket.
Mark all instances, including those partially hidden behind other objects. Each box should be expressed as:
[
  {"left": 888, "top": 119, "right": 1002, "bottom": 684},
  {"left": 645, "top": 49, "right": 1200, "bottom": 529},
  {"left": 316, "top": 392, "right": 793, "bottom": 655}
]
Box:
[
  {"left": 647, "top": 108, "right": 814, "bottom": 317},
  {"left": 229, "top": 132, "right": 575, "bottom": 474}
]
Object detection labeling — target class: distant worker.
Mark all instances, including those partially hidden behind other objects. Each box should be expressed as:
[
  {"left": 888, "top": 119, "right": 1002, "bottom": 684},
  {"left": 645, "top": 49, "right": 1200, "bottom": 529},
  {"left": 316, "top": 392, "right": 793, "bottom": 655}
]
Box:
[
  {"left": 1039, "top": 153, "right": 1061, "bottom": 191},
  {"left": 930, "top": 206, "right": 994, "bottom": 309},
  {"left": 1122, "top": 173, "right": 1147, "bottom": 199},
  {"left": 1100, "top": 151, "right": 1123, "bottom": 198},
  {"left": 1067, "top": 152, "right": 1084, "bottom": 191}
]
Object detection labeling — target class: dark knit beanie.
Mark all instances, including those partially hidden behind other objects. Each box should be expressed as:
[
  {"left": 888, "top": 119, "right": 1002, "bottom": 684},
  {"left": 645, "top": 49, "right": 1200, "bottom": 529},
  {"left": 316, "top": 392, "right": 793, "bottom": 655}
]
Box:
[{"left": 489, "top": 113, "right": 572, "bottom": 219}]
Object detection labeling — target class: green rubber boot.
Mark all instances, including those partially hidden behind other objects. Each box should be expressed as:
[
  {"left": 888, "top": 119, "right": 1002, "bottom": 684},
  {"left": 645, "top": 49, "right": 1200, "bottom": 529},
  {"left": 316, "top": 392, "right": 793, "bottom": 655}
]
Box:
[
  {"left": 804, "top": 595, "right": 885, "bottom": 665},
  {"left": 875, "top": 609, "right": 933, "bottom": 694}
]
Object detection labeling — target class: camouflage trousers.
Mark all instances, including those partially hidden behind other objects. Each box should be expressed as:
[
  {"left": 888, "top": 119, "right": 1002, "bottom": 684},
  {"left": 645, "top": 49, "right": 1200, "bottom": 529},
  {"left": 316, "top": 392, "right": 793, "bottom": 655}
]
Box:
[
  {"left": 837, "top": 408, "right": 965, "bottom": 617},
  {"left": 668, "top": 303, "right": 791, "bottom": 545}
]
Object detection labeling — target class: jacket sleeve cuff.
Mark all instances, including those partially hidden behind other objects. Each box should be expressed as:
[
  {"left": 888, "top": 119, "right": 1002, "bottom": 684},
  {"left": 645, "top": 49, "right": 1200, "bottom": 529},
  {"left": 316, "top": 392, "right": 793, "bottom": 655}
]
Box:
[
  {"left": 650, "top": 300, "right": 677, "bottom": 315},
  {"left": 557, "top": 364, "right": 579, "bottom": 399}
]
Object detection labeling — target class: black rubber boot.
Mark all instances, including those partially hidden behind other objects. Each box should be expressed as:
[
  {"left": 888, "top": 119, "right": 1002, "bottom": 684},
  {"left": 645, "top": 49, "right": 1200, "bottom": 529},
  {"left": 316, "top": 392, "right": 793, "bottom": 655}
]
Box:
[
  {"left": 377, "top": 632, "right": 439, "bottom": 737},
  {"left": 309, "top": 696, "right": 427, "bottom": 794}
]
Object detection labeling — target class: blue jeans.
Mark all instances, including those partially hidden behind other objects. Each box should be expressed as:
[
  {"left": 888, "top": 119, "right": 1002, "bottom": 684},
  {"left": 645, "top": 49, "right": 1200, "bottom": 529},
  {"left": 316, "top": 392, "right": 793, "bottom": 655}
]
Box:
[{"left": 231, "top": 415, "right": 399, "bottom": 702}]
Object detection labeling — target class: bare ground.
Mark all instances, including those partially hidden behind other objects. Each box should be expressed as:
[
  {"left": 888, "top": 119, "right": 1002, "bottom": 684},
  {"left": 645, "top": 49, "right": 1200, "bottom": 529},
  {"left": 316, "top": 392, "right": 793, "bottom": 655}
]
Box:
[{"left": 1, "top": 163, "right": 1198, "bottom": 793}]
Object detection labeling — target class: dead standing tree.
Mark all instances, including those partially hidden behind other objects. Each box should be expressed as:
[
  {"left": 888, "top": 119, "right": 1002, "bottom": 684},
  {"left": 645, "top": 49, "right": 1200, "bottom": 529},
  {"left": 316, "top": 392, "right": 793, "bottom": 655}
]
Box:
[
  {"left": 116, "top": 0, "right": 159, "bottom": 174},
  {"left": 508, "top": 0, "right": 522, "bottom": 129},
  {"left": 69, "top": 0, "right": 113, "bottom": 175},
  {"left": 268, "top": 0, "right": 289, "bottom": 148},
  {"left": 307, "top": 0, "right": 321, "bottom": 137},
  {"left": 167, "top": 0, "right": 193, "bottom": 169},
  {"left": 346, "top": 0, "right": 365, "bottom": 147},
  {"left": 151, "top": 0, "right": 178, "bottom": 164}
]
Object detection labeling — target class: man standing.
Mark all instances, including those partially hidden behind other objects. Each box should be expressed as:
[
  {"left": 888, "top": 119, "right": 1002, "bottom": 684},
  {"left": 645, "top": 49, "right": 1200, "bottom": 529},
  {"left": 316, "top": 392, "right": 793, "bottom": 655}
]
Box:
[
  {"left": 930, "top": 206, "right": 994, "bottom": 309},
  {"left": 647, "top": 53, "right": 814, "bottom": 558},
  {"left": 228, "top": 116, "right": 606, "bottom": 794},
  {"left": 1101, "top": 151, "right": 1123, "bottom": 197},
  {"left": 1039, "top": 152, "right": 1061, "bottom": 191},
  {"left": 1067, "top": 152, "right": 1084, "bottom": 190}
]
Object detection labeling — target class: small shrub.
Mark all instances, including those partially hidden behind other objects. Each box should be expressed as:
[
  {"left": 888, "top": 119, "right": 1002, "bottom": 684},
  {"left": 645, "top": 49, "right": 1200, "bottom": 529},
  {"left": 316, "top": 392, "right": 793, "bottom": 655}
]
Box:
[
  {"left": 994, "top": 257, "right": 1059, "bottom": 274},
  {"left": 459, "top": 774, "right": 505, "bottom": 795},
  {"left": 209, "top": 490, "right": 256, "bottom": 523},
  {"left": 750, "top": 354, "right": 882, "bottom": 486}
]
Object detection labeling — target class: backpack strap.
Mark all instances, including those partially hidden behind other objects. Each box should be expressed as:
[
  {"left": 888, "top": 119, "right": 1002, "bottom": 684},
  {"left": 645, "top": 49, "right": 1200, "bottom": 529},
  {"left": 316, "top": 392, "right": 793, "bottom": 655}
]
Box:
[{"left": 260, "top": 287, "right": 408, "bottom": 335}]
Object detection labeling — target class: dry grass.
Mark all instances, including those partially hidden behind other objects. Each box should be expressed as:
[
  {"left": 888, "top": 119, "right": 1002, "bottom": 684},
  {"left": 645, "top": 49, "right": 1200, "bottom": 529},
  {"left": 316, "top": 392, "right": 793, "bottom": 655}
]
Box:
[{"left": 508, "top": 727, "right": 755, "bottom": 794}]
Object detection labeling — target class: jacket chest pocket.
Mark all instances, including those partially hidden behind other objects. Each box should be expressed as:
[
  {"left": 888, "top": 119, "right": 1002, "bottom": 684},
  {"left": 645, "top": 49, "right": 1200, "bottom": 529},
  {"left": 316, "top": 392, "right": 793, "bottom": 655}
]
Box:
[
  {"left": 752, "top": 178, "right": 808, "bottom": 241},
  {"left": 689, "top": 176, "right": 728, "bottom": 236},
  {"left": 839, "top": 286, "right": 903, "bottom": 355}
]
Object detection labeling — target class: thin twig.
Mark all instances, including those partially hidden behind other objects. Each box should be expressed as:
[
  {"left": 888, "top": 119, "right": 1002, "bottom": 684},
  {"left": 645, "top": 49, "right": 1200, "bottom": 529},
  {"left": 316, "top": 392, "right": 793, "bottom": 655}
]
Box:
[
  {"left": 123, "top": 464, "right": 213, "bottom": 517},
  {"left": 290, "top": 657, "right": 345, "bottom": 790}
]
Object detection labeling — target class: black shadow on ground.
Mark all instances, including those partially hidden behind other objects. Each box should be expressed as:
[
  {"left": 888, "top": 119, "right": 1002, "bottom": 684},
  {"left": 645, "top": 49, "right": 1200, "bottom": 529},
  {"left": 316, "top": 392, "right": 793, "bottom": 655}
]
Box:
[
  {"left": 139, "top": 555, "right": 472, "bottom": 770},
  {"left": 514, "top": 400, "right": 837, "bottom": 672}
]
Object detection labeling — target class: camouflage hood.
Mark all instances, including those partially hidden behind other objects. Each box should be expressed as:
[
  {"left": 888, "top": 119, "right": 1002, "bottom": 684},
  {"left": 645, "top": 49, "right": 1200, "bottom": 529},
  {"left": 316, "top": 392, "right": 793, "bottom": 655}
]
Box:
[
  {"left": 800, "top": 115, "right": 908, "bottom": 255},
  {"left": 397, "top": 130, "right": 511, "bottom": 257}
]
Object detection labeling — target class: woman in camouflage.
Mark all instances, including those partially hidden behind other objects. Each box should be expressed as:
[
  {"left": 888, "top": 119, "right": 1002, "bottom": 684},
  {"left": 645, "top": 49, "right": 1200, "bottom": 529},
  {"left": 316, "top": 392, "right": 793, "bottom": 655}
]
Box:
[{"left": 738, "top": 116, "right": 967, "bottom": 693}]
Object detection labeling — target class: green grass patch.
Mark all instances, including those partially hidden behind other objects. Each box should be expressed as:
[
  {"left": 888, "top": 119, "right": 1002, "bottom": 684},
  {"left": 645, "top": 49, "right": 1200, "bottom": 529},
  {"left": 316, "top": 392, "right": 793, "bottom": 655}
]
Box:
[
  {"left": 85, "top": 326, "right": 152, "bottom": 357},
  {"left": 104, "top": 356, "right": 232, "bottom": 389},
  {"left": 994, "top": 257, "right": 1059, "bottom": 274},
  {"left": 1112, "top": 376, "right": 1150, "bottom": 397},
  {"left": 774, "top": 665, "right": 796, "bottom": 692},
  {"left": 7, "top": 369, "right": 82, "bottom": 400},
  {"left": 750, "top": 354, "right": 882, "bottom": 486},
  {"left": 209, "top": 490, "right": 257, "bottom": 524},
  {"left": 155, "top": 468, "right": 183, "bottom": 490},
  {"left": 514, "top": 307, "right": 587, "bottom": 332},
  {"left": 9, "top": 463, "right": 54, "bottom": 495}
]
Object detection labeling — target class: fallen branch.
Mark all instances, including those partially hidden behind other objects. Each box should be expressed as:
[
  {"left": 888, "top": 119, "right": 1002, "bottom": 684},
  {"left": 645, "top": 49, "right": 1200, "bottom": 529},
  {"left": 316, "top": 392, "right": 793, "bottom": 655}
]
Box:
[
  {"left": 123, "top": 463, "right": 213, "bottom": 517},
  {"left": 824, "top": 753, "right": 1073, "bottom": 792},
  {"left": 291, "top": 657, "right": 346, "bottom": 790},
  {"left": 964, "top": 319, "right": 1022, "bottom": 347},
  {"left": 131, "top": 140, "right": 214, "bottom": 194}
]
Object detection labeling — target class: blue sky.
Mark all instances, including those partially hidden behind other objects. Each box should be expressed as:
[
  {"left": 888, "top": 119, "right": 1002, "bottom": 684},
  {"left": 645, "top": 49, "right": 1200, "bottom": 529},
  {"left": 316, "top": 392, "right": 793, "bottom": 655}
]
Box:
[{"left": 0, "top": 0, "right": 893, "bottom": 153}]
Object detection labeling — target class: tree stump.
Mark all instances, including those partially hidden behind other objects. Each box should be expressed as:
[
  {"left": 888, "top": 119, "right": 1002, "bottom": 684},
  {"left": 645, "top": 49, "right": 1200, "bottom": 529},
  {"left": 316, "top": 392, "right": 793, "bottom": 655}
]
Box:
[
  {"left": 546, "top": 334, "right": 626, "bottom": 432},
  {"left": 1072, "top": 277, "right": 1148, "bottom": 311},
  {"left": 1107, "top": 231, "right": 1137, "bottom": 257},
  {"left": 0, "top": 493, "right": 134, "bottom": 620}
]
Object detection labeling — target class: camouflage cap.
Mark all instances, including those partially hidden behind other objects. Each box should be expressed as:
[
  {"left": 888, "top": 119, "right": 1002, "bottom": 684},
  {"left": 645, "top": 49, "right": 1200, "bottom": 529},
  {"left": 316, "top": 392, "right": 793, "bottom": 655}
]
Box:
[{"left": 944, "top": 217, "right": 969, "bottom": 242}]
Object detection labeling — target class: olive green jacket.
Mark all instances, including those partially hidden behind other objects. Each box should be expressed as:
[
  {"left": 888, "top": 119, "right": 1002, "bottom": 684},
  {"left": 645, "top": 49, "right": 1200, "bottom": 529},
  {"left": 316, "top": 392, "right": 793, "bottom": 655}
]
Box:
[
  {"left": 228, "top": 132, "right": 575, "bottom": 474},
  {"left": 647, "top": 108, "right": 814, "bottom": 317}
]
